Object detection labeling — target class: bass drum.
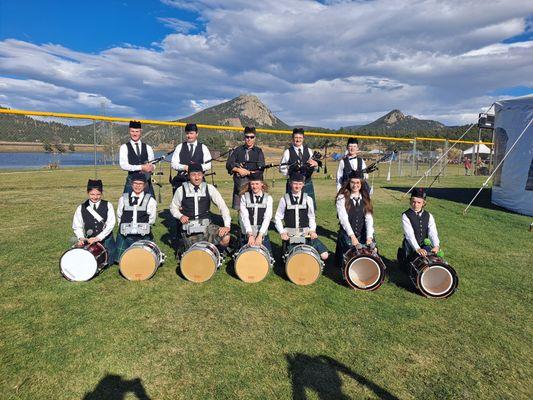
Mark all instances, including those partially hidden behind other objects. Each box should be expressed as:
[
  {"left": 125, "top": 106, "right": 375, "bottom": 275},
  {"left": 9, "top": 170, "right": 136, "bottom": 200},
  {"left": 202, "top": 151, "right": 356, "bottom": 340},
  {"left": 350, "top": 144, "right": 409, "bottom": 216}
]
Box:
[
  {"left": 60, "top": 242, "right": 108, "bottom": 282},
  {"left": 409, "top": 254, "right": 458, "bottom": 298},
  {"left": 343, "top": 246, "right": 386, "bottom": 291},
  {"left": 234, "top": 244, "right": 273, "bottom": 283},
  {"left": 180, "top": 241, "right": 221, "bottom": 283},
  {"left": 119, "top": 240, "right": 165, "bottom": 281},
  {"left": 284, "top": 244, "right": 323, "bottom": 286}
]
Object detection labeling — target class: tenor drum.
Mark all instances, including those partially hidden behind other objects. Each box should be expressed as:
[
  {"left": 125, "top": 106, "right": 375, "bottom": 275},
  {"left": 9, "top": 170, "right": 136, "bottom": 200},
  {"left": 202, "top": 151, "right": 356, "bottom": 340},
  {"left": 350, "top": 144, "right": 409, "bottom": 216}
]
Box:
[
  {"left": 60, "top": 242, "right": 108, "bottom": 282},
  {"left": 180, "top": 241, "right": 221, "bottom": 283},
  {"left": 119, "top": 240, "right": 165, "bottom": 281},
  {"left": 409, "top": 254, "right": 458, "bottom": 298},
  {"left": 234, "top": 245, "right": 273, "bottom": 283},
  {"left": 343, "top": 246, "right": 386, "bottom": 291},
  {"left": 284, "top": 244, "right": 323, "bottom": 286}
]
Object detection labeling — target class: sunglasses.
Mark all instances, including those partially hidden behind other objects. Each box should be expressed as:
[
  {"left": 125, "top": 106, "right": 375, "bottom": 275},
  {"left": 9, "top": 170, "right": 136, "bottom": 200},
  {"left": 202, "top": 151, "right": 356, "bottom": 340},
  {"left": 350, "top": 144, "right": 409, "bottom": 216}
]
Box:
[{"left": 244, "top": 135, "right": 255, "bottom": 139}]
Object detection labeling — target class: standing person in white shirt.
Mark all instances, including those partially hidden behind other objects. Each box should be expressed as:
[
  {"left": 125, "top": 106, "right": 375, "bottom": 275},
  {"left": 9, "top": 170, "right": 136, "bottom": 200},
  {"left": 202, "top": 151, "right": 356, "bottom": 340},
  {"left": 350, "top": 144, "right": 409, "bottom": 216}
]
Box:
[
  {"left": 119, "top": 120, "right": 155, "bottom": 196},
  {"left": 238, "top": 172, "right": 273, "bottom": 253},
  {"left": 274, "top": 172, "right": 328, "bottom": 261},
  {"left": 169, "top": 163, "right": 231, "bottom": 253},
  {"left": 170, "top": 123, "right": 212, "bottom": 193},
  {"left": 336, "top": 138, "right": 368, "bottom": 191},
  {"left": 399, "top": 188, "right": 440, "bottom": 263},
  {"left": 115, "top": 172, "right": 158, "bottom": 259},
  {"left": 72, "top": 179, "right": 117, "bottom": 265},
  {"left": 279, "top": 128, "right": 319, "bottom": 207},
  {"left": 334, "top": 170, "right": 374, "bottom": 265}
]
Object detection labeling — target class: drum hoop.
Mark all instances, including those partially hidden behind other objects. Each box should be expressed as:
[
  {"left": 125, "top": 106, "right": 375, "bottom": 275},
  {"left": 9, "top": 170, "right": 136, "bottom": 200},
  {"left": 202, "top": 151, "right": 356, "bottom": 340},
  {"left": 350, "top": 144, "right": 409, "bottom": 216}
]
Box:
[
  {"left": 419, "top": 265, "right": 455, "bottom": 297},
  {"left": 344, "top": 255, "right": 385, "bottom": 291},
  {"left": 59, "top": 247, "right": 100, "bottom": 281}
]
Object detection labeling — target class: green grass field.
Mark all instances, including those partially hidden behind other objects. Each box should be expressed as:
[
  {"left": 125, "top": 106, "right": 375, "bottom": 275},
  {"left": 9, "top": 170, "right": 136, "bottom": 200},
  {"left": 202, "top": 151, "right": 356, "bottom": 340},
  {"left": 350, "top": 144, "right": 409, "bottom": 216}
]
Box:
[{"left": 1, "top": 164, "right": 532, "bottom": 399}]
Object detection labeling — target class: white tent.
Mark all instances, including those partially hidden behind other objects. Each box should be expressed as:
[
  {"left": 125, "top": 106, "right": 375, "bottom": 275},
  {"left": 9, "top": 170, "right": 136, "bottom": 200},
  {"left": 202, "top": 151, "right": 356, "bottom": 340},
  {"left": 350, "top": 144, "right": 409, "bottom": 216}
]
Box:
[
  {"left": 491, "top": 95, "right": 533, "bottom": 216},
  {"left": 463, "top": 143, "right": 492, "bottom": 155}
]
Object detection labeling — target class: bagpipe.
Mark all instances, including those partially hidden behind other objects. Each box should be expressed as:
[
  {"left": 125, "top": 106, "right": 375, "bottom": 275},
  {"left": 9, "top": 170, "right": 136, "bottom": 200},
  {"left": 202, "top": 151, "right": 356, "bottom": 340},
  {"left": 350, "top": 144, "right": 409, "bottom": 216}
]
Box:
[{"left": 349, "top": 149, "right": 396, "bottom": 174}]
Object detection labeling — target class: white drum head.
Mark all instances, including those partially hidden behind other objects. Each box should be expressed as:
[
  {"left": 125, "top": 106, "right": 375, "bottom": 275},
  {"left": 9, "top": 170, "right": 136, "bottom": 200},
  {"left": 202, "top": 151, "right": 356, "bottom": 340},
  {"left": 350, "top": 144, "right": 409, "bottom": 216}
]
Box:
[
  {"left": 60, "top": 248, "right": 98, "bottom": 281},
  {"left": 421, "top": 265, "right": 454, "bottom": 296},
  {"left": 348, "top": 257, "right": 381, "bottom": 289}
]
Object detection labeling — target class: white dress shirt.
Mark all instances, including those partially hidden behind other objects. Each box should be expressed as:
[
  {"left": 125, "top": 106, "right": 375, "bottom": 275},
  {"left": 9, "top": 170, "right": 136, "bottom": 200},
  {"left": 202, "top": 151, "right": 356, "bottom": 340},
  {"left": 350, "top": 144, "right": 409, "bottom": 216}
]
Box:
[
  {"left": 72, "top": 200, "right": 116, "bottom": 241},
  {"left": 401, "top": 210, "right": 440, "bottom": 251},
  {"left": 336, "top": 156, "right": 368, "bottom": 190},
  {"left": 170, "top": 140, "right": 212, "bottom": 172},
  {"left": 274, "top": 192, "right": 317, "bottom": 233},
  {"left": 117, "top": 191, "right": 157, "bottom": 225},
  {"left": 239, "top": 191, "right": 273, "bottom": 235},
  {"left": 119, "top": 140, "right": 155, "bottom": 172},
  {"left": 279, "top": 145, "right": 316, "bottom": 176},
  {"left": 169, "top": 182, "right": 231, "bottom": 227},
  {"left": 335, "top": 194, "right": 374, "bottom": 239}
]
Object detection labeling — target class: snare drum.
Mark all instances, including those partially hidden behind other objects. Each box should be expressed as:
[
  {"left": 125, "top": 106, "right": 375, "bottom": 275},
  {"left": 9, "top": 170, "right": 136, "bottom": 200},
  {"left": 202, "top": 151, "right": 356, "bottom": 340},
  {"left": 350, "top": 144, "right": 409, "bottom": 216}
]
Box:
[
  {"left": 180, "top": 241, "right": 222, "bottom": 283},
  {"left": 409, "top": 254, "right": 458, "bottom": 298},
  {"left": 284, "top": 244, "right": 323, "bottom": 286},
  {"left": 60, "top": 242, "right": 108, "bottom": 282},
  {"left": 234, "top": 245, "right": 273, "bottom": 283},
  {"left": 119, "top": 240, "right": 165, "bottom": 281},
  {"left": 343, "top": 246, "right": 386, "bottom": 291}
]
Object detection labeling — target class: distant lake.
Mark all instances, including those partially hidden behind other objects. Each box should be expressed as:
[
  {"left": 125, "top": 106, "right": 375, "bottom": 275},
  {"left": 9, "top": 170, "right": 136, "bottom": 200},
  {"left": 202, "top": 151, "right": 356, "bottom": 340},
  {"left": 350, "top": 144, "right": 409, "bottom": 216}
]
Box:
[{"left": 0, "top": 151, "right": 167, "bottom": 170}]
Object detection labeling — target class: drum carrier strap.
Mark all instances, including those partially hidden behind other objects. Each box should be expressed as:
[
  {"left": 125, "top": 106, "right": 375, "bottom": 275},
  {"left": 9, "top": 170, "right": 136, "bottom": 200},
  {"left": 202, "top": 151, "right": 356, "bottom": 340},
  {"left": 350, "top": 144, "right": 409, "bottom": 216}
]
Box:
[{"left": 120, "top": 193, "right": 152, "bottom": 236}]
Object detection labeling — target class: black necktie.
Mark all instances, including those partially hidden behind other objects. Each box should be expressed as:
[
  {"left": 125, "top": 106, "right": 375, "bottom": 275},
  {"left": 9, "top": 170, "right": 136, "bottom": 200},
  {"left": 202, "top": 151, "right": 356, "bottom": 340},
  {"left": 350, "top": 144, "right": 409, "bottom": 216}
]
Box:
[
  {"left": 294, "top": 196, "right": 299, "bottom": 203},
  {"left": 135, "top": 142, "right": 140, "bottom": 157},
  {"left": 189, "top": 144, "right": 194, "bottom": 157},
  {"left": 353, "top": 198, "right": 359, "bottom": 207},
  {"left": 194, "top": 186, "right": 199, "bottom": 192},
  {"left": 255, "top": 195, "right": 261, "bottom": 203},
  {"left": 93, "top": 203, "right": 97, "bottom": 210},
  {"left": 131, "top": 196, "right": 139, "bottom": 206},
  {"left": 298, "top": 148, "right": 303, "bottom": 160}
]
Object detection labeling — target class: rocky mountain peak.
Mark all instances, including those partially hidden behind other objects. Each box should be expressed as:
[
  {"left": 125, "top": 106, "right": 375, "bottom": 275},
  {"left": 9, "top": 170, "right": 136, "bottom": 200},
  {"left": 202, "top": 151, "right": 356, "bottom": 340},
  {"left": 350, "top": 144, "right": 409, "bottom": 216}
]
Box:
[{"left": 383, "top": 109, "right": 406, "bottom": 125}]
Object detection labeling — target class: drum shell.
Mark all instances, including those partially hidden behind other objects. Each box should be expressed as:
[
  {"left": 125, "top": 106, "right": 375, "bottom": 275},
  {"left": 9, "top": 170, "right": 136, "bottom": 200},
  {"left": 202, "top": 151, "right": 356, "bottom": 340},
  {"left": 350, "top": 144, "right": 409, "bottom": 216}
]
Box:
[
  {"left": 234, "top": 244, "right": 273, "bottom": 283},
  {"left": 409, "top": 254, "right": 458, "bottom": 298},
  {"left": 59, "top": 242, "right": 108, "bottom": 282},
  {"left": 180, "top": 241, "right": 221, "bottom": 283},
  {"left": 119, "top": 240, "right": 164, "bottom": 281},
  {"left": 343, "top": 246, "right": 386, "bottom": 291},
  {"left": 284, "top": 244, "right": 323, "bottom": 286}
]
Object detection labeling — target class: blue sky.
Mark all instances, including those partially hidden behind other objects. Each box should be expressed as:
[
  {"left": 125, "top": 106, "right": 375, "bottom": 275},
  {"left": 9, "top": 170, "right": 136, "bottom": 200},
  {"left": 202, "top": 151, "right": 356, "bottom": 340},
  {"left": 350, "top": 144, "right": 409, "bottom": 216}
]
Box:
[{"left": 0, "top": 0, "right": 532, "bottom": 127}]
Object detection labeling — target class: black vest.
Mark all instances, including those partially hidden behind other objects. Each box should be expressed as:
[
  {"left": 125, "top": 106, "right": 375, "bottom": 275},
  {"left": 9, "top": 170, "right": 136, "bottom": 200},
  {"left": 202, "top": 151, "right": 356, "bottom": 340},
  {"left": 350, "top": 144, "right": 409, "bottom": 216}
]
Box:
[
  {"left": 283, "top": 193, "right": 309, "bottom": 228},
  {"left": 347, "top": 197, "right": 367, "bottom": 240},
  {"left": 404, "top": 208, "right": 429, "bottom": 246},
  {"left": 245, "top": 192, "right": 267, "bottom": 226},
  {"left": 120, "top": 194, "right": 151, "bottom": 225},
  {"left": 288, "top": 145, "right": 313, "bottom": 180},
  {"left": 179, "top": 142, "right": 205, "bottom": 167},
  {"left": 80, "top": 200, "right": 109, "bottom": 238},
  {"left": 341, "top": 156, "right": 363, "bottom": 185},
  {"left": 126, "top": 142, "right": 149, "bottom": 174},
  {"left": 180, "top": 182, "right": 211, "bottom": 219}
]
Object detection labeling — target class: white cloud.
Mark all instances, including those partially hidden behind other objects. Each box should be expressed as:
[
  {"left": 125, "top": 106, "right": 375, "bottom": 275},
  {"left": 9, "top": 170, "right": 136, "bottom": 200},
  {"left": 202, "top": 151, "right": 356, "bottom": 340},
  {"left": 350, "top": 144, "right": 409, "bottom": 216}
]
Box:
[{"left": 0, "top": 0, "right": 532, "bottom": 127}]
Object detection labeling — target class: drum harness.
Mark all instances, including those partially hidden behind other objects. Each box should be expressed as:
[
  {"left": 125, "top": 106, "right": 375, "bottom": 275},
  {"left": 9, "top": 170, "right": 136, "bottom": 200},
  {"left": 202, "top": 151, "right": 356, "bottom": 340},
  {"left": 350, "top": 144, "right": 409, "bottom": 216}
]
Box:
[{"left": 120, "top": 193, "right": 152, "bottom": 236}]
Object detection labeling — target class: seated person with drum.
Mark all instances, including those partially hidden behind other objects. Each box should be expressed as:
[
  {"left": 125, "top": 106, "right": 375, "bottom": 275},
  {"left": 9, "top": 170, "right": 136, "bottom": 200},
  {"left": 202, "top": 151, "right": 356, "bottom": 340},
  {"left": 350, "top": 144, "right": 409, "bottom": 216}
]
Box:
[
  {"left": 72, "top": 179, "right": 117, "bottom": 263},
  {"left": 335, "top": 170, "right": 374, "bottom": 260},
  {"left": 238, "top": 171, "right": 273, "bottom": 253},
  {"left": 399, "top": 188, "right": 440, "bottom": 262},
  {"left": 61, "top": 179, "right": 117, "bottom": 281},
  {"left": 115, "top": 172, "right": 158, "bottom": 259},
  {"left": 398, "top": 188, "right": 458, "bottom": 298},
  {"left": 274, "top": 172, "right": 328, "bottom": 285},
  {"left": 169, "top": 162, "right": 231, "bottom": 252}
]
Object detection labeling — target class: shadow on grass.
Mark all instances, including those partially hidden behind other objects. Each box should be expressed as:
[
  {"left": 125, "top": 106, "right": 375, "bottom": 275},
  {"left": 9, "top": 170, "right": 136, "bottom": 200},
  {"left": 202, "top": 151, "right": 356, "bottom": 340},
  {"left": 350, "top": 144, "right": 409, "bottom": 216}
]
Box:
[
  {"left": 158, "top": 209, "right": 179, "bottom": 259},
  {"left": 286, "top": 354, "right": 399, "bottom": 400},
  {"left": 323, "top": 252, "right": 348, "bottom": 288},
  {"left": 383, "top": 186, "right": 516, "bottom": 214},
  {"left": 83, "top": 374, "right": 151, "bottom": 399},
  {"left": 381, "top": 254, "right": 418, "bottom": 295}
]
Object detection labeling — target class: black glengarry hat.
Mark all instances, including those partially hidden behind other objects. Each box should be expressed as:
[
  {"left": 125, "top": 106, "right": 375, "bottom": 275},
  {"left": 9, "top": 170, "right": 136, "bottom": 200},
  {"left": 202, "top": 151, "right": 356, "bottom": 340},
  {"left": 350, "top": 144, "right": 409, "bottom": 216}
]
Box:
[
  {"left": 290, "top": 172, "right": 305, "bottom": 182},
  {"left": 185, "top": 123, "right": 198, "bottom": 132},
  {"left": 244, "top": 126, "right": 256, "bottom": 134},
  {"left": 347, "top": 137, "right": 358, "bottom": 145},
  {"left": 130, "top": 172, "right": 147, "bottom": 183},
  {"left": 87, "top": 179, "right": 103, "bottom": 191},
  {"left": 129, "top": 120, "right": 142, "bottom": 129},
  {"left": 188, "top": 162, "right": 203, "bottom": 173},
  {"left": 248, "top": 172, "right": 263, "bottom": 181},
  {"left": 411, "top": 187, "right": 426, "bottom": 199},
  {"left": 292, "top": 127, "right": 305, "bottom": 135},
  {"left": 348, "top": 170, "right": 364, "bottom": 180}
]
